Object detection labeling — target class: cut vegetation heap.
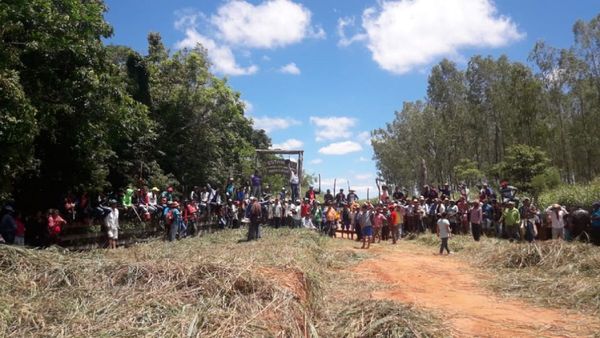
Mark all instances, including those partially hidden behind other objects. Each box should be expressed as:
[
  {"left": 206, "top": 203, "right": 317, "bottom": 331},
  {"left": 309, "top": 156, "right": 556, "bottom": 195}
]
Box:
[{"left": 0, "top": 229, "right": 443, "bottom": 337}]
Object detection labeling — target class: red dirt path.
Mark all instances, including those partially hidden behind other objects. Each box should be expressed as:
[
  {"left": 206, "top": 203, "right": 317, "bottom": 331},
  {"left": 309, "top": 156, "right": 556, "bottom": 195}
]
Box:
[{"left": 349, "top": 241, "right": 600, "bottom": 338}]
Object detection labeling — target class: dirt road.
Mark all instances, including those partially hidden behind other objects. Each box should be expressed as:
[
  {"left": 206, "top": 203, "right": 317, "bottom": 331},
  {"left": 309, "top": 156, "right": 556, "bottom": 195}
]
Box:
[{"left": 348, "top": 240, "right": 600, "bottom": 338}]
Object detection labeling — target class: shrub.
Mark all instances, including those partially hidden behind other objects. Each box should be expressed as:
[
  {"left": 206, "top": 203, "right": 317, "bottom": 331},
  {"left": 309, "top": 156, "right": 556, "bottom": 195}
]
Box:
[{"left": 538, "top": 178, "right": 600, "bottom": 209}]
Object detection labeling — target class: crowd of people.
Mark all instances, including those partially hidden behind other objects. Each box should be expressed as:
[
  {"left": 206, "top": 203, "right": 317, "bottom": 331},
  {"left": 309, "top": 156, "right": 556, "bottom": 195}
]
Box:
[{"left": 1, "top": 175, "right": 600, "bottom": 250}]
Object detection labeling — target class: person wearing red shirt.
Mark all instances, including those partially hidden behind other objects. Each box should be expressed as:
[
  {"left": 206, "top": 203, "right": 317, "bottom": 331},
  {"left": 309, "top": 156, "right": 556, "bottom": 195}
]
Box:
[
  {"left": 301, "top": 198, "right": 312, "bottom": 218},
  {"left": 388, "top": 206, "right": 400, "bottom": 244},
  {"left": 47, "top": 209, "right": 67, "bottom": 244}
]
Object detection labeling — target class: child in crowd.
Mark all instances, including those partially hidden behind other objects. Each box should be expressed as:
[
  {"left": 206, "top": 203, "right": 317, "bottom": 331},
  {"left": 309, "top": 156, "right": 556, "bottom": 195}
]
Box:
[{"left": 436, "top": 212, "right": 451, "bottom": 255}]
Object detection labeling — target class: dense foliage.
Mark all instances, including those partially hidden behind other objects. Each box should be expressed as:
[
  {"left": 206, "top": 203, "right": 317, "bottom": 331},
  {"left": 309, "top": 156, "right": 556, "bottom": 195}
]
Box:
[
  {"left": 373, "top": 14, "right": 600, "bottom": 192},
  {"left": 0, "top": 0, "right": 269, "bottom": 210}
]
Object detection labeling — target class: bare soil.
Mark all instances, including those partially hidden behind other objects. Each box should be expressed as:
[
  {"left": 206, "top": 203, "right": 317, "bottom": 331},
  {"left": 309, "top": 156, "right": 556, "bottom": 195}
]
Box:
[{"left": 347, "top": 240, "right": 600, "bottom": 337}]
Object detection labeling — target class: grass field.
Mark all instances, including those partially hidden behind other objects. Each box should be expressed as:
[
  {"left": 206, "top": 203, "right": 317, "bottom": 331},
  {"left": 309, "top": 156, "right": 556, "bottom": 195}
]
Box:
[{"left": 0, "top": 229, "right": 444, "bottom": 337}]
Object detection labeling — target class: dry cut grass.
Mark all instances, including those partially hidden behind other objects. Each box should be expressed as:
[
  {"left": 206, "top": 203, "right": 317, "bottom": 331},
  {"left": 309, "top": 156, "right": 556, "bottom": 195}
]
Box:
[{"left": 0, "top": 228, "right": 445, "bottom": 337}]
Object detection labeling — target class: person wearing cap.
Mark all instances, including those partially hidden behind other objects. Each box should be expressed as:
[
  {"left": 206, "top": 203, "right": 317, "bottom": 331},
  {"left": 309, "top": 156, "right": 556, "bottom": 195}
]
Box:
[
  {"left": 590, "top": 202, "right": 600, "bottom": 245},
  {"left": 104, "top": 200, "right": 119, "bottom": 248},
  {"left": 347, "top": 189, "right": 359, "bottom": 204},
  {"left": 500, "top": 201, "right": 521, "bottom": 241},
  {"left": 545, "top": 203, "right": 568, "bottom": 240},
  {"left": 323, "top": 189, "right": 334, "bottom": 205},
  {"left": 0, "top": 205, "right": 17, "bottom": 244}
]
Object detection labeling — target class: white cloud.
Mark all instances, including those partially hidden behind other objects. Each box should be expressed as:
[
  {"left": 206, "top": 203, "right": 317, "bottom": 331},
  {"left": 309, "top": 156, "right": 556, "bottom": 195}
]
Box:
[
  {"left": 309, "top": 116, "right": 357, "bottom": 141},
  {"left": 211, "top": 0, "right": 323, "bottom": 49},
  {"left": 357, "top": 131, "right": 373, "bottom": 145},
  {"left": 337, "top": 17, "right": 367, "bottom": 47},
  {"left": 279, "top": 62, "right": 301, "bottom": 75},
  {"left": 175, "top": 27, "right": 258, "bottom": 76},
  {"left": 355, "top": 173, "right": 372, "bottom": 180},
  {"left": 271, "top": 138, "right": 303, "bottom": 150},
  {"left": 310, "top": 158, "right": 323, "bottom": 164},
  {"left": 241, "top": 100, "right": 254, "bottom": 113},
  {"left": 318, "top": 141, "right": 363, "bottom": 155},
  {"left": 340, "top": 0, "right": 524, "bottom": 74},
  {"left": 252, "top": 116, "right": 301, "bottom": 133}
]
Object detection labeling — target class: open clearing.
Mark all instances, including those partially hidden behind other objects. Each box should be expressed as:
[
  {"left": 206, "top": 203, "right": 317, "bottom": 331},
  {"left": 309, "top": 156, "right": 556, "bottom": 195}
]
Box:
[
  {"left": 2, "top": 229, "right": 600, "bottom": 337},
  {"left": 349, "top": 240, "right": 600, "bottom": 337}
]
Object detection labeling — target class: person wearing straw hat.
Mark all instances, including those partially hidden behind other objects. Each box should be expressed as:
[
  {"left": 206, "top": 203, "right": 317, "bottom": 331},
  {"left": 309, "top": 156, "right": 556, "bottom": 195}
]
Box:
[{"left": 545, "top": 203, "right": 568, "bottom": 240}]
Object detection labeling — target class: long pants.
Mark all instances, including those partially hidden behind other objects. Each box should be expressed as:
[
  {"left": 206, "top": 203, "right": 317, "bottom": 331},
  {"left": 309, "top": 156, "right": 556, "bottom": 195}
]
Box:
[
  {"left": 355, "top": 224, "right": 362, "bottom": 241},
  {"left": 390, "top": 225, "right": 399, "bottom": 243},
  {"left": 168, "top": 221, "right": 178, "bottom": 241},
  {"left": 327, "top": 221, "right": 337, "bottom": 237},
  {"left": 291, "top": 183, "right": 299, "bottom": 201},
  {"left": 273, "top": 217, "right": 281, "bottom": 229},
  {"left": 440, "top": 237, "right": 450, "bottom": 254},
  {"left": 471, "top": 223, "right": 482, "bottom": 241},
  {"left": 248, "top": 220, "right": 260, "bottom": 241},
  {"left": 251, "top": 186, "right": 261, "bottom": 198},
  {"left": 505, "top": 225, "right": 520, "bottom": 241}
]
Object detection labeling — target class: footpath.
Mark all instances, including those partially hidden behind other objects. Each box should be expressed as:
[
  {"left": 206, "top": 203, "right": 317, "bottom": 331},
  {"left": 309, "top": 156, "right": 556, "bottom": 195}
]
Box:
[{"left": 347, "top": 240, "right": 600, "bottom": 337}]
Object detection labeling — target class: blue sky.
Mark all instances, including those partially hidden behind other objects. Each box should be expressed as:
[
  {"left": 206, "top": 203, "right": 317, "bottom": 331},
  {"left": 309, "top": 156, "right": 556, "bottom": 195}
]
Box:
[{"left": 104, "top": 0, "right": 599, "bottom": 197}]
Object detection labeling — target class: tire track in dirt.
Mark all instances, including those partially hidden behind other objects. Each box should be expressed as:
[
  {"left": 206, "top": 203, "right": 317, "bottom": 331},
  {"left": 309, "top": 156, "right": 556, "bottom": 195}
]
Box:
[{"left": 348, "top": 241, "right": 600, "bottom": 337}]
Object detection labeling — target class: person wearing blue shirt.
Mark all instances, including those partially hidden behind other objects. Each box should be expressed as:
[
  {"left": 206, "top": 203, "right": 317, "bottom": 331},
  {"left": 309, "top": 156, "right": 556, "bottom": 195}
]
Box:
[{"left": 482, "top": 201, "right": 494, "bottom": 235}]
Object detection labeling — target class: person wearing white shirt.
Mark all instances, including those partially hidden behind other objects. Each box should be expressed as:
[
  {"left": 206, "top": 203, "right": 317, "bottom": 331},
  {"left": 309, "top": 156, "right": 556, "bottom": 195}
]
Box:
[
  {"left": 546, "top": 204, "right": 568, "bottom": 240},
  {"left": 104, "top": 200, "right": 119, "bottom": 249}
]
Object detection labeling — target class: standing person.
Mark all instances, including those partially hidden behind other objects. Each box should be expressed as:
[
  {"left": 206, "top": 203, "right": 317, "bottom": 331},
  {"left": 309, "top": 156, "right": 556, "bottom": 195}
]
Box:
[
  {"left": 590, "top": 202, "right": 600, "bottom": 245},
  {"left": 292, "top": 200, "right": 302, "bottom": 228},
  {"left": 341, "top": 203, "right": 352, "bottom": 239},
  {"left": 372, "top": 208, "right": 383, "bottom": 242},
  {"left": 250, "top": 170, "right": 262, "bottom": 198},
  {"left": 437, "top": 212, "right": 452, "bottom": 255},
  {"left": 469, "top": 201, "right": 483, "bottom": 241},
  {"left": 347, "top": 189, "right": 359, "bottom": 204},
  {"left": 105, "top": 200, "right": 119, "bottom": 249},
  {"left": 389, "top": 205, "right": 400, "bottom": 244},
  {"left": 225, "top": 178, "right": 235, "bottom": 200},
  {"left": 312, "top": 201, "right": 324, "bottom": 233},
  {"left": 323, "top": 189, "right": 334, "bottom": 205},
  {"left": 482, "top": 200, "right": 494, "bottom": 236},
  {"left": 521, "top": 204, "right": 539, "bottom": 243},
  {"left": 457, "top": 197, "right": 469, "bottom": 234},
  {"left": 445, "top": 200, "right": 459, "bottom": 235},
  {"left": 546, "top": 204, "right": 568, "bottom": 240},
  {"left": 0, "top": 206, "right": 17, "bottom": 244},
  {"left": 14, "top": 212, "right": 25, "bottom": 246},
  {"left": 289, "top": 167, "right": 300, "bottom": 202},
  {"left": 248, "top": 197, "right": 262, "bottom": 241},
  {"left": 304, "top": 186, "right": 319, "bottom": 202},
  {"left": 47, "top": 209, "right": 66, "bottom": 245},
  {"left": 439, "top": 183, "right": 451, "bottom": 200},
  {"left": 273, "top": 199, "right": 282, "bottom": 229},
  {"left": 325, "top": 203, "right": 338, "bottom": 238},
  {"left": 165, "top": 201, "right": 182, "bottom": 242},
  {"left": 335, "top": 189, "right": 346, "bottom": 208},
  {"left": 360, "top": 205, "right": 373, "bottom": 249},
  {"left": 500, "top": 201, "right": 521, "bottom": 241},
  {"left": 491, "top": 199, "right": 503, "bottom": 237}
]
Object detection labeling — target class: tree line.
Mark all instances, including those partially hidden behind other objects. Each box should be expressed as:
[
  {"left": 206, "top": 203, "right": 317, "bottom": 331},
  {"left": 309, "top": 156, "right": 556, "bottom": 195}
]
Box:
[
  {"left": 0, "top": 0, "right": 270, "bottom": 211},
  {"left": 372, "top": 14, "right": 600, "bottom": 195}
]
